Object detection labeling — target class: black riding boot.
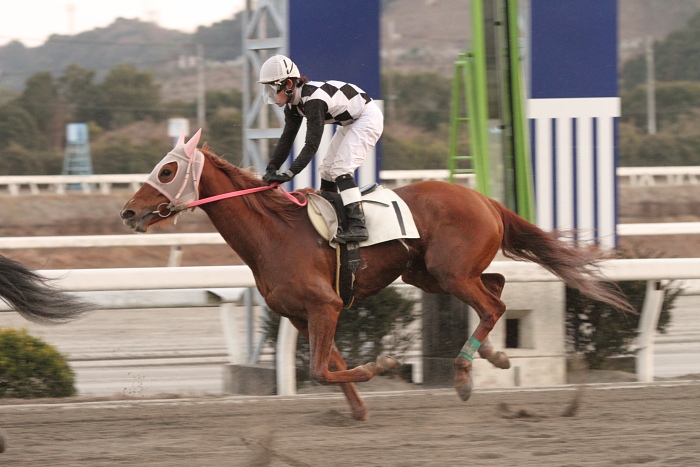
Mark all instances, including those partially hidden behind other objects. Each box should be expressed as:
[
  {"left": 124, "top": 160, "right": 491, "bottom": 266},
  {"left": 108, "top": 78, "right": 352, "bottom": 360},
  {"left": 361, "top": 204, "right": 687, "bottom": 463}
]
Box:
[
  {"left": 320, "top": 179, "right": 337, "bottom": 192},
  {"left": 335, "top": 174, "right": 368, "bottom": 243},
  {"left": 336, "top": 201, "right": 368, "bottom": 243}
]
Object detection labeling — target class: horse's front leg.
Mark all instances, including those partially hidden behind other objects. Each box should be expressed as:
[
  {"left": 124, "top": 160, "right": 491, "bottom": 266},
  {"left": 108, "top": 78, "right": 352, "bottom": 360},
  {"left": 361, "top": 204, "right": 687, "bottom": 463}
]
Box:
[
  {"left": 288, "top": 317, "right": 369, "bottom": 421},
  {"left": 306, "top": 304, "right": 400, "bottom": 386}
]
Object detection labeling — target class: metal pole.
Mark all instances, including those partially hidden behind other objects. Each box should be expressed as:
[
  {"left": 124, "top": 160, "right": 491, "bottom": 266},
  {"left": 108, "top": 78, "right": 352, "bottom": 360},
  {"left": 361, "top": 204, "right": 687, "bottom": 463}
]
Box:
[
  {"left": 635, "top": 280, "right": 665, "bottom": 382},
  {"left": 470, "top": 0, "right": 492, "bottom": 196},
  {"left": 504, "top": 0, "right": 534, "bottom": 222},
  {"left": 196, "top": 43, "right": 206, "bottom": 128},
  {"left": 645, "top": 35, "right": 657, "bottom": 135},
  {"left": 276, "top": 317, "right": 298, "bottom": 395}
]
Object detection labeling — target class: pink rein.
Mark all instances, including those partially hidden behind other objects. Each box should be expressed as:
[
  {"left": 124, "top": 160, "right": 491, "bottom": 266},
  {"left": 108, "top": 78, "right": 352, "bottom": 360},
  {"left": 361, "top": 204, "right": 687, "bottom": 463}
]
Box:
[{"left": 180, "top": 183, "right": 308, "bottom": 210}]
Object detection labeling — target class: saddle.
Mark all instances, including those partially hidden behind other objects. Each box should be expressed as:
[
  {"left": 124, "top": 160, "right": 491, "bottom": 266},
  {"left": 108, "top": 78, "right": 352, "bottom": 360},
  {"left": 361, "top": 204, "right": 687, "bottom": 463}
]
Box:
[{"left": 307, "top": 184, "right": 419, "bottom": 308}]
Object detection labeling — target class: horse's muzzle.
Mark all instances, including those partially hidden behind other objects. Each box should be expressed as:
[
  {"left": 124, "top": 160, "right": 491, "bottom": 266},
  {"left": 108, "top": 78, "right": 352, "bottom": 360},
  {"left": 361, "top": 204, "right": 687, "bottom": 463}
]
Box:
[{"left": 120, "top": 209, "right": 152, "bottom": 233}]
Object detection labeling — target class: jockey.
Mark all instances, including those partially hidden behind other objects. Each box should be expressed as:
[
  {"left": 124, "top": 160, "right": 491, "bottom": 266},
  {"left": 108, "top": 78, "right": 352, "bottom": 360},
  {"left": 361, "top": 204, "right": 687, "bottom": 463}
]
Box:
[{"left": 258, "top": 54, "right": 384, "bottom": 243}]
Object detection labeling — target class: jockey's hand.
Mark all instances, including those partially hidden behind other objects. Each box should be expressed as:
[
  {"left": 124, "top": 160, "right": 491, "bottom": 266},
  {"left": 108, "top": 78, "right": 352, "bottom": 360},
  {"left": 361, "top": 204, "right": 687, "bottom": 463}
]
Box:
[
  {"left": 262, "top": 164, "right": 278, "bottom": 183},
  {"left": 265, "top": 169, "right": 294, "bottom": 185}
]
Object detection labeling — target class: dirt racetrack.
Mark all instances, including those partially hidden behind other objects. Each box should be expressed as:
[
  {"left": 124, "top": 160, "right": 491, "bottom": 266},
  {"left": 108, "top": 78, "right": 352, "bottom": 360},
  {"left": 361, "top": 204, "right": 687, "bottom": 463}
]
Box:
[{"left": 1, "top": 382, "right": 699, "bottom": 466}]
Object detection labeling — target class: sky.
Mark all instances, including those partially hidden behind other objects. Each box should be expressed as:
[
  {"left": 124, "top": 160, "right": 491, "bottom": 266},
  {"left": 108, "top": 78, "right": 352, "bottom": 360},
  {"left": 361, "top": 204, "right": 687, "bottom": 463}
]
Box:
[{"left": 0, "top": 0, "right": 246, "bottom": 47}]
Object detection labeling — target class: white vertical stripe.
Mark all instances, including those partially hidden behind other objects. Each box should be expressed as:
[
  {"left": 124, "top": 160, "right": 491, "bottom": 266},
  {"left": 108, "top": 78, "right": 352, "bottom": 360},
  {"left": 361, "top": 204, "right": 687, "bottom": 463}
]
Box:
[
  {"left": 597, "top": 117, "right": 616, "bottom": 250},
  {"left": 534, "top": 118, "right": 554, "bottom": 230},
  {"left": 555, "top": 117, "right": 574, "bottom": 232},
  {"left": 576, "top": 118, "right": 595, "bottom": 244},
  {"left": 529, "top": 97, "right": 619, "bottom": 249}
]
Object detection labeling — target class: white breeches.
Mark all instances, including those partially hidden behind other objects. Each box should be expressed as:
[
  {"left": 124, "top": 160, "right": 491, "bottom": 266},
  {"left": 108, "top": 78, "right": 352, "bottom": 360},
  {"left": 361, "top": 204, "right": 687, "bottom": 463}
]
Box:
[{"left": 318, "top": 100, "right": 384, "bottom": 181}]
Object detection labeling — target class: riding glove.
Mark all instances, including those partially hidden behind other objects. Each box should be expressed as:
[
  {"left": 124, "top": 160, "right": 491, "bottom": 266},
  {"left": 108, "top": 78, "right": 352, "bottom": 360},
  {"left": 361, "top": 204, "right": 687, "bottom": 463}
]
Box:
[
  {"left": 264, "top": 169, "right": 295, "bottom": 184},
  {"left": 263, "top": 164, "right": 277, "bottom": 182}
]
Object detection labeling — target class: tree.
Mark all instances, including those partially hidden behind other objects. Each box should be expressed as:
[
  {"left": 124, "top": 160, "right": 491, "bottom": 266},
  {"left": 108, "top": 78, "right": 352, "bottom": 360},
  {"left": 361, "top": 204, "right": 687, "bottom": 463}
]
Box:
[
  {"left": 383, "top": 71, "right": 452, "bottom": 131},
  {"left": 264, "top": 288, "right": 417, "bottom": 384},
  {"left": 381, "top": 131, "right": 450, "bottom": 170},
  {"left": 621, "top": 11, "right": 700, "bottom": 89},
  {"left": 0, "top": 328, "right": 77, "bottom": 398},
  {"left": 0, "top": 104, "right": 43, "bottom": 150},
  {"left": 91, "top": 136, "right": 171, "bottom": 174},
  {"left": 95, "top": 65, "right": 162, "bottom": 129},
  {"left": 205, "top": 110, "right": 243, "bottom": 162},
  {"left": 566, "top": 250, "right": 682, "bottom": 369},
  {"left": 621, "top": 81, "right": 700, "bottom": 131},
  {"left": 15, "top": 72, "right": 63, "bottom": 148},
  {"left": 57, "top": 64, "right": 100, "bottom": 124},
  {"left": 566, "top": 280, "right": 680, "bottom": 369}
]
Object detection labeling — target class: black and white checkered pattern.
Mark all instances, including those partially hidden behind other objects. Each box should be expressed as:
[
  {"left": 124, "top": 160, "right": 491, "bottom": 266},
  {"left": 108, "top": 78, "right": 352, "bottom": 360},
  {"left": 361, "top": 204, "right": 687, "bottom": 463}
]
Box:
[{"left": 295, "top": 80, "right": 372, "bottom": 126}]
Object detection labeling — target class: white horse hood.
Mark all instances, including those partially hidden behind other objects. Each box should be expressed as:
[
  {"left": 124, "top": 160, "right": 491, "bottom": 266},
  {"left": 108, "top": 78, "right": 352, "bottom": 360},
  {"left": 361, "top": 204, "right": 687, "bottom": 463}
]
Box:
[{"left": 145, "top": 129, "right": 204, "bottom": 207}]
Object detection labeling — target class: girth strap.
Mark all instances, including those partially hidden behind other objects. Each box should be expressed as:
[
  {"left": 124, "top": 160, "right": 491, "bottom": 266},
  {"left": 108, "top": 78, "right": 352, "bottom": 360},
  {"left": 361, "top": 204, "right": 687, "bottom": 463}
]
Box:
[{"left": 335, "top": 241, "right": 361, "bottom": 308}]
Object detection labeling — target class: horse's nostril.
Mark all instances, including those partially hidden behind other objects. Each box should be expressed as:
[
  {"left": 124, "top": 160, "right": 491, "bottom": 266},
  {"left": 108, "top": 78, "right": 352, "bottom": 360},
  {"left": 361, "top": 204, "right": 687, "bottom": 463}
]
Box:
[{"left": 120, "top": 209, "right": 136, "bottom": 220}]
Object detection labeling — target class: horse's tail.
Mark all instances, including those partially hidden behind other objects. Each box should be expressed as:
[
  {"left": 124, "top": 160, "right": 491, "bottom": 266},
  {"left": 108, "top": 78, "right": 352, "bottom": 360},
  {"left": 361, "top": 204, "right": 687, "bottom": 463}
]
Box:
[
  {"left": 0, "top": 255, "right": 92, "bottom": 324},
  {"left": 491, "top": 200, "right": 635, "bottom": 314}
]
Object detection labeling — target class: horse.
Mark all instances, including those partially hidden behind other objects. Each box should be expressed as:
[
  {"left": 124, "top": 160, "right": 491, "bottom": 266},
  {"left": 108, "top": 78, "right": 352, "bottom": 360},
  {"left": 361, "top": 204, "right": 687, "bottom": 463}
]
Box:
[
  {"left": 0, "top": 254, "right": 91, "bottom": 324},
  {"left": 120, "top": 131, "right": 633, "bottom": 421}
]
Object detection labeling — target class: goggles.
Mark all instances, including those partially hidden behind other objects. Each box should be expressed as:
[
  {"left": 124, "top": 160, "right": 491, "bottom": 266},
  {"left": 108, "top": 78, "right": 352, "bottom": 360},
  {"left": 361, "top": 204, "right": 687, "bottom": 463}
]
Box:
[{"left": 262, "top": 81, "right": 286, "bottom": 105}]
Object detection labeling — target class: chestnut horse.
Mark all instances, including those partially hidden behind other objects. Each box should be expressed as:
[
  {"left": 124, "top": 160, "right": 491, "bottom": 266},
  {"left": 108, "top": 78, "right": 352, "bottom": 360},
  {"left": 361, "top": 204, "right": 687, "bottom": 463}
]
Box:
[
  {"left": 121, "top": 131, "right": 632, "bottom": 420},
  {"left": 0, "top": 254, "right": 91, "bottom": 324}
]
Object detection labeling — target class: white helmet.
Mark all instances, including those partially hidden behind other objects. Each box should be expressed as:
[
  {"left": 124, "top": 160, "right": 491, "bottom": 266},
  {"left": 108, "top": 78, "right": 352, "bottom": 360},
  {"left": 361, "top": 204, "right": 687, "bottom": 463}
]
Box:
[{"left": 257, "top": 54, "right": 300, "bottom": 84}]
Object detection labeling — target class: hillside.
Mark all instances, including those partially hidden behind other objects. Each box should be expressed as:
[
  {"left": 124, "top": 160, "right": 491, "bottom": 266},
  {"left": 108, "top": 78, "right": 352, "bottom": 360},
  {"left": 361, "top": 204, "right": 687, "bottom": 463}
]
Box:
[{"left": 1, "top": 0, "right": 700, "bottom": 94}]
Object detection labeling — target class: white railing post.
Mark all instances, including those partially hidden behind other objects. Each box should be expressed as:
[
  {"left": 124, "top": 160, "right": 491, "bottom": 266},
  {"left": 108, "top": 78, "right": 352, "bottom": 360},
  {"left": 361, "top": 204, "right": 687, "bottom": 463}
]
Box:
[
  {"left": 276, "top": 317, "right": 299, "bottom": 396},
  {"left": 220, "top": 302, "right": 246, "bottom": 365},
  {"left": 167, "top": 246, "right": 184, "bottom": 267},
  {"left": 635, "top": 280, "right": 666, "bottom": 383}
]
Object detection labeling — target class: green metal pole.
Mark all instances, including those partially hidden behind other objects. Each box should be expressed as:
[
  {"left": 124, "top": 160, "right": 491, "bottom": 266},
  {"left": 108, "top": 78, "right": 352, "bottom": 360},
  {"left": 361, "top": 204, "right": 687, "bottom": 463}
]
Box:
[
  {"left": 505, "top": 0, "right": 535, "bottom": 222},
  {"left": 470, "top": 0, "right": 491, "bottom": 196},
  {"left": 448, "top": 55, "right": 465, "bottom": 184}
]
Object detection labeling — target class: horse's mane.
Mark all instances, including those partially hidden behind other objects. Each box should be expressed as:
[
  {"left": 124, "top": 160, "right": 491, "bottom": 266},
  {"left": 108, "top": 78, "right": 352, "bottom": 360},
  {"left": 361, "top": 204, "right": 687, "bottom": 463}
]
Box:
[{"left": 199, "top": 146, "right": 311, "bottom": 224}]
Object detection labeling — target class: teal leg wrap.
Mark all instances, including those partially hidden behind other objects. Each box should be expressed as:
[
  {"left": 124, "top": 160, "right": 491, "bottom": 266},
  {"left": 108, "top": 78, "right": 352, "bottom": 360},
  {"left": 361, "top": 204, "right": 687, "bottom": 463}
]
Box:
[{"left": 458, "top": 337, "right": 482, "bottom": 362}]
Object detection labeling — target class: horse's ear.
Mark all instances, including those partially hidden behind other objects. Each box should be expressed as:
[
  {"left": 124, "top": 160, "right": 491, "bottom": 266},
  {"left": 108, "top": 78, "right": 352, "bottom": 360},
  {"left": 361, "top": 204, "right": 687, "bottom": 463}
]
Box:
[
  {"left": 184, "top": 128, "right": 202, "bottom": 156},
  {"left": 175, "top": 130, "right": 186, "bottom": 147}
]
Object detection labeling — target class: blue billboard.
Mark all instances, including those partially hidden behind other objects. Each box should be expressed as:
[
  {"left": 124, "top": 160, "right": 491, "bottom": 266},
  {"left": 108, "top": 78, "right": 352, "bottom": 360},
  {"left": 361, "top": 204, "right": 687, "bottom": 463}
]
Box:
[
  {"left": 529, "top": 0, "right": 619, "bottom": 250},
  {"left": 286, "top": 0, "right": 382, "bottom": 189}
]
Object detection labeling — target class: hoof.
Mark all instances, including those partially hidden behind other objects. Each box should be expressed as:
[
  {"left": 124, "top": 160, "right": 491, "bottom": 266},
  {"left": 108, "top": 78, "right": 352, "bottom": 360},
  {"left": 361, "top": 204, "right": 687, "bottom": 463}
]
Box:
[
  {"left": 455, "top": 380, "right": 473, "bottom": 402},
  {"left": 352, "top": 407, "right": 369, "bottom": 421},
  {"left": 487, "top": 351, "right": 511, "bottom": 369},
  {"left": 376, "top": 354, "right": 401, "bottom": 372}
]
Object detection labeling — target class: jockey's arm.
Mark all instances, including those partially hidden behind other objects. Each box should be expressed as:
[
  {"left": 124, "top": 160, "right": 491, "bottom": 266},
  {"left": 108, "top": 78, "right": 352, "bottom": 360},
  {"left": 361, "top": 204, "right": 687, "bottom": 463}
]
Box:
[
  {"left": 288, "top": 100, "right": 327, "bottom": 175},
  {"left": 268, "top": 107, "right": 303, "bottom": 171}
]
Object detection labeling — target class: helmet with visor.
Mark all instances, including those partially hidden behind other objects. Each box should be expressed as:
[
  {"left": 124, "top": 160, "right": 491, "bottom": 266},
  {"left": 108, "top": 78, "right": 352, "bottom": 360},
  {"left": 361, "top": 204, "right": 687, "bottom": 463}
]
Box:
[{"left": 258, "top": 54, "right": 300, "bottom": 105}]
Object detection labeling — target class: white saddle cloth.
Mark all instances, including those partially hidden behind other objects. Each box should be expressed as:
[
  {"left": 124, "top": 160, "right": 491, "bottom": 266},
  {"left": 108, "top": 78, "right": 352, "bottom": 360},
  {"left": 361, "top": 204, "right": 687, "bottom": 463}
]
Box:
[{"left": 307, "top": 185, "right": 420, "bottom": 247}]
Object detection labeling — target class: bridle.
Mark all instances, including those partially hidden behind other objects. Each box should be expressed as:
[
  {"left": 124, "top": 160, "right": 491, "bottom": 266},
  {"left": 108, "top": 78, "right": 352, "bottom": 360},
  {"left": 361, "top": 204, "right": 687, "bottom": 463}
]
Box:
[
  {"left": 145, "top": 132, "right": 306, "bottom": 219},
  {"left": 161, "top": 182, "right": 308, "bottom": 217}
]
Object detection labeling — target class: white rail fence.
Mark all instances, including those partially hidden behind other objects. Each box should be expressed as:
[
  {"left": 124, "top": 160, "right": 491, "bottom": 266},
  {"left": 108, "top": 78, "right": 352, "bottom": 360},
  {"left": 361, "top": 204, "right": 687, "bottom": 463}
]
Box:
[
  {"left": 1, "top": 166, "right": 699, "bottom": 195},
  {"left": 1, "top": 220, "right": 698, "bottom": 254},
  {"left": 2, "top": 260, "right": 698, "bottom": 394}
]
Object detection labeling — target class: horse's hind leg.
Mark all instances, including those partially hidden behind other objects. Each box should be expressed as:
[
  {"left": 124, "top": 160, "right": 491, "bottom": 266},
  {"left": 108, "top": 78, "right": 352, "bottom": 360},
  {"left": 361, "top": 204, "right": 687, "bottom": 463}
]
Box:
[
  {"left": 478, "top": 273, "right": 510, "bottom": 370},
  {"left": 289, "top": 317, "right": 369, "bottom": 421},
  {"left": 442, "top": 276, "right": 507, "bottom": 402}
]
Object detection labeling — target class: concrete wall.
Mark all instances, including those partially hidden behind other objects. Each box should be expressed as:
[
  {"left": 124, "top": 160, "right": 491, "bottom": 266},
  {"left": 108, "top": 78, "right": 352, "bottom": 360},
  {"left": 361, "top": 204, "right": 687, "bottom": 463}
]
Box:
[{"left": 468, "top": 281, "right": 567, "bottom": 388}]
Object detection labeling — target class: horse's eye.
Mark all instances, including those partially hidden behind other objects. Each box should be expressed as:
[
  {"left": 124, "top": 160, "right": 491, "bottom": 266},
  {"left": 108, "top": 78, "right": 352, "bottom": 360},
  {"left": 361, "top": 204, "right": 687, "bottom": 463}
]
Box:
[{"left": 157, "top": 162, "right": 177, "bottom": 182}]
